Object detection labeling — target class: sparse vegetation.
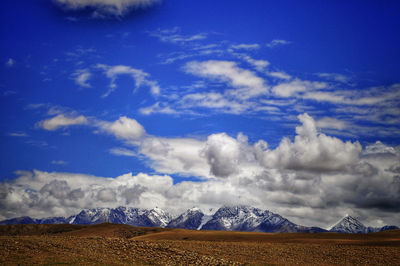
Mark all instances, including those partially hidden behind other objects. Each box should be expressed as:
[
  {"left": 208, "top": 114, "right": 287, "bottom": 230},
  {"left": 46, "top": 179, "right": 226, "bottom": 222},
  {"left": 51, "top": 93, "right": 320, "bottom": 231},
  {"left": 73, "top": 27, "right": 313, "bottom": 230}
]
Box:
[{"left": 1, "top": 224, "right": 399, "bottom": 265}]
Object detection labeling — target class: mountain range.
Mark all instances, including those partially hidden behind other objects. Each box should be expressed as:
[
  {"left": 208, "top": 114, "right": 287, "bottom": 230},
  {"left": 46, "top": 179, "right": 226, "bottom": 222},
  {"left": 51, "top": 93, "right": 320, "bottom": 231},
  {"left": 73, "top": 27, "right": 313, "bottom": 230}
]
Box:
[{"left": 1, "top": 206, "right": 398, "bottom": 234}]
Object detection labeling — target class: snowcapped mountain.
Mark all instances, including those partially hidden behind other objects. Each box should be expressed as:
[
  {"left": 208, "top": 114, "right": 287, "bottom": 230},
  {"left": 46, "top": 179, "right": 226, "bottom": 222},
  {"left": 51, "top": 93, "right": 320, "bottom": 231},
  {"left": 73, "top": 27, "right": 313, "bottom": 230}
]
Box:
[
  {"left": 167, "top": 207, "right": 205, "bottom": 230},
  {"left": 202, "top": 205, "right": 265, "bottom": 231},
  {"left": 329, "top": 215, "right": 399, "bottom": 233},
  {"left": 201, "top": 205, "right": 326, "bottom": 233},
  {"left": 0, "top": 206, "right": 398, "bottom": 233},
  {"left": 146, "top": 207, "right": 171, "bottom": 227},
  {"left": 329, "top": 215, "right": 368, "bottom": 233},
  {"left": 70, "top": 206, "right": 171, "bottom": 227}
]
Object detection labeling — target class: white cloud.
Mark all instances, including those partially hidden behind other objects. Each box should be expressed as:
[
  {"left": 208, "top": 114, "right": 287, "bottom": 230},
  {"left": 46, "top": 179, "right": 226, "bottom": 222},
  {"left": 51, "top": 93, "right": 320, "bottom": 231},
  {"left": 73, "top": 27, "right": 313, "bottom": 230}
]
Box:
[
  {"left": 179, "top": 92, "right": 250, "bottom": 114},
  {"left": 235, "top": 54, "right": 270, "bottom": 72},
  {"left": 53, "top": 0, "right": 160, "bottom": 17},
  {"left": 230, "top": 44, "right": 260, "bottom": 50},
  {"left": 302, "top": 91, "right": 345, "bottom": 103},
  {"left": 9, "top": 132, "right": 28, "bottom": 137},
  {"left": 316, "top": 117, "right": 348, "bottom": 130},
  {"left": 149, "top": 27, "right": 207, "bottom": 44},
  {"left": 184, "top": 60, "right": 269, "bottom": 99},
  {"left": 109, "top": 147, "right": 137, "bottom": 157},
  {"left": 99, "top": 116, "right": 146, "bottom": 141},
  {"left": 97, "top": 188, "right": 116, "bottom": 202},
  {"left": 302, "top": 84, "right": 400, "bottom": 107},
  {"left": 73, "top": 68, "right": 92, "bottom": 88},
  {"left": 267, "top": 71, "right": 292, "bottom": 80},
  {"left": 362, "top": 141, "right": 397, "bottom": 156},
  {"left": 202, "top": 133, "right": 241, "bottom": 177},
  {"left": 139, "top": 136, "right": 209, "bottom": 177},
  {"left": 317, "top": 73, "right": 351, "bottom": 84},
  {"left": 51, "top": 160, "right": 68, "bottom": 165},
  {"left": 266, "top": 39, "right": 291, "bottom": 48},
  {"left": 37, "top": 111, "right": 149, "bottom": 145},
  {"left": 139, "top": 102, "right": 179, "bottom": 115},
  {"left": 272, "top": 79, "right": 328, "bottom": 97},
  {"left": 260, "top": 114, "right": 362, "bottom": 171},
  {"left": 37, "top": 114, "right": 88, "bottom": 131},
  {"left": 97, "top": 64, "right": 160, "bottom": 97},
  {"left": 6, "top": 58, "right": 15, "bottom": 67}
]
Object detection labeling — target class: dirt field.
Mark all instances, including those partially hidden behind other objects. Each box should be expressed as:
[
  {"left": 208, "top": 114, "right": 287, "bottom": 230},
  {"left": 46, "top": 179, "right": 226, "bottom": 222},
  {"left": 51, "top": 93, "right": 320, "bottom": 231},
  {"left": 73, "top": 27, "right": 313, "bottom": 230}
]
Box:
[{"left": 0, "top": 223, "right": 399, "bottom": 265}]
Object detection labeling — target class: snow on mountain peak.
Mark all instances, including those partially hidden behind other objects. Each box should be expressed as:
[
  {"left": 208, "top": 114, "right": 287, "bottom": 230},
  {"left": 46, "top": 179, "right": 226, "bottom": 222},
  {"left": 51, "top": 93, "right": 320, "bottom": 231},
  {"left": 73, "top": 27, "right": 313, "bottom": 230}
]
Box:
[{"left": 330, "top": 215, "right": 367, "bottom": 233}]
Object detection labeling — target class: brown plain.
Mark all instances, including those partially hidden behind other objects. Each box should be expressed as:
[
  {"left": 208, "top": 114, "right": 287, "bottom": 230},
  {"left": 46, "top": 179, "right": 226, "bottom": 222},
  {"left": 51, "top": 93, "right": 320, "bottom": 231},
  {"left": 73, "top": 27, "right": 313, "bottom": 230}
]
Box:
[{"left": 1, "top": 223, "right": 399, "bottom": 265}]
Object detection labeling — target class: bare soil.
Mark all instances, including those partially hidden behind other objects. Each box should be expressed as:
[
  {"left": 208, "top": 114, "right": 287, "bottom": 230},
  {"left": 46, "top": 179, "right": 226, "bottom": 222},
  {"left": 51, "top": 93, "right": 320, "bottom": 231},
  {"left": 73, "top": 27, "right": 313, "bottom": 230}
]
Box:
[{"left": 0, "top": 223, "right": 399, "bottom": 265}]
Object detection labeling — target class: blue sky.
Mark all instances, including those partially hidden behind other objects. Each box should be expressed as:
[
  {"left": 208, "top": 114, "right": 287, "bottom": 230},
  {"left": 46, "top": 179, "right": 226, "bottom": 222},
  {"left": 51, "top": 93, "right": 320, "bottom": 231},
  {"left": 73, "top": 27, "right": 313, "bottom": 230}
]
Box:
[{"left": 1, "top": 0, "right": 399, "bottom": 228}]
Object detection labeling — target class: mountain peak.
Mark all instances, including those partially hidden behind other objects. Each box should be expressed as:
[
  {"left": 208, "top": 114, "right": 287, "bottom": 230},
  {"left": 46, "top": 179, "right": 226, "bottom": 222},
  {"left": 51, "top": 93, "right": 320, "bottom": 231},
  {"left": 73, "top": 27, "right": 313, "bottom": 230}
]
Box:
[
  {"left": 187, "top": 207, "right": 201, "bottom": 212},
  {"left": 330, "top": 215, "right": 367, "bottom": 233},
  {"left": 167, "top": 207, "right": 205, "bottom": 230}
]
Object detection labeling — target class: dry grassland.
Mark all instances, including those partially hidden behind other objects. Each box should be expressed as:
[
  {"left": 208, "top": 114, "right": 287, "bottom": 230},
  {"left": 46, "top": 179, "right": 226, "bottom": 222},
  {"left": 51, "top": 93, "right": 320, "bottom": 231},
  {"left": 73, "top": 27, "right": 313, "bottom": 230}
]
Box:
[{"left": 0, "top": 223, "right": 399, "bottom": 265}]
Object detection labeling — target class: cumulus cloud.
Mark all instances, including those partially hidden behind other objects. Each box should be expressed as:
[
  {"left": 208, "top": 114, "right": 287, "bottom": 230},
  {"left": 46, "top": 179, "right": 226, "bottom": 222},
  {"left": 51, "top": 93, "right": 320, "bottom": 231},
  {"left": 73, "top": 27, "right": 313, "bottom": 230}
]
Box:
[
  {"left": 139, "top": 136, "right": 209, "bottom": 177},
  {"left": 202, "top": 133, "right": 241, "bottom": 177},
  {"left": 37, "top": 114, "right": 88, "bottom": 130},
  {"left": 98, "top": 116, "right": 146, "bottom": 141},
  {"left": 2, "top": 138, "right": 399, "bottom": 227},
  {"left": 260, "top": 114, "right": 362, "bottom": 171},
  {"left": 2, "top": 113, "right": 400, "bottom": 227},
  {"left": 0, "top": 170, "right": 171, "bottom": 219},
  {"left": 97, "top": 64, "right": 160, "bottom": 97},
  {"left": 184, "top": 60, "right": 269, "bottom": 99},
  {"left": 53, "top": 0, "right": 160, "bottom": 17}
]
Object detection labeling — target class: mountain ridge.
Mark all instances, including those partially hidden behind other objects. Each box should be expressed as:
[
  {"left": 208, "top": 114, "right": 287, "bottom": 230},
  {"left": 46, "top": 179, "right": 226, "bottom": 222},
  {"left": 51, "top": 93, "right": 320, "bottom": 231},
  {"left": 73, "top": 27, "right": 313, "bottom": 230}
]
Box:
[{"left": 1, "top": 206, "right": 398, "bottom": 234}]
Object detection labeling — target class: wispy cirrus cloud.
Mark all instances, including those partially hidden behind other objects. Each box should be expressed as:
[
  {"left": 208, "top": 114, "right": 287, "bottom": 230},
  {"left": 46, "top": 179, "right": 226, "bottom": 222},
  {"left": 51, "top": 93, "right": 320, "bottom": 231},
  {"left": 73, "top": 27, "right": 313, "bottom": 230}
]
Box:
[
  {"left": 184, "top": 60, "right": 269, "bottom": 99},
  {"left": 8, "top": 132, "right": 29, "bottom": 137},
  {"left": 266, "top": 39, "right": 291, "bottom": 48},
  {"left": 317, "top": 72, "right": 352, "bottom": 84},
  {"left": 272, "top": 79, "right": 328, "bottom": 97},
  {"left": 139, "top": 102, "right": 180, "bottom": 115},
  {"left": 72, "top": 68, "right": 92, "bottom": 88},
  {"left": 51, "top": 160, "right": 68, "bottom": 165},
  {"left": 97, "top": 64, "right": 161, "bottom": 98},
  {"left": 149, "top": 27, "right": 207, "bottom": 44},
  {"left": 230, "top": 43, "right": 260, "bottom": 50},
  {"left": 109, "top": 147, "right": 138, "bottom": 157}
]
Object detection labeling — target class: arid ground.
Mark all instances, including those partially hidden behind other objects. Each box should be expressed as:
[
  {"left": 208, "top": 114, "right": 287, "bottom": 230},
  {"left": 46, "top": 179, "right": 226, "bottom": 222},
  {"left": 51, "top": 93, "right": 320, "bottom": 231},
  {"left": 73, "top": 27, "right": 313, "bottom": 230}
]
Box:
[{"left": 1, "top": 223, "right": 399, "bottom": 265}]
